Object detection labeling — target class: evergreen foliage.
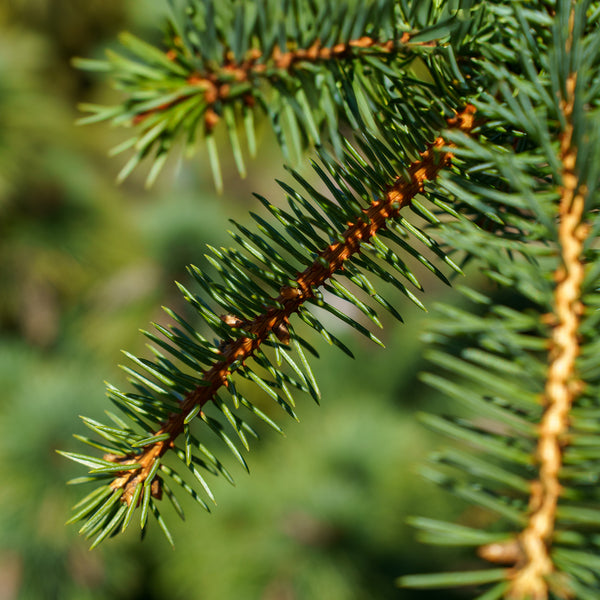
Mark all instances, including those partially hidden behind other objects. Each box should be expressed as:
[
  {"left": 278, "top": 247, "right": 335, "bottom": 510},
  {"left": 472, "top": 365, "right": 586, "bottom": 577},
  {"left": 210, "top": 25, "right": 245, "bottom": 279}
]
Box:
[{"left": 61, "top": 1, "right": 600, "bottom": 598}]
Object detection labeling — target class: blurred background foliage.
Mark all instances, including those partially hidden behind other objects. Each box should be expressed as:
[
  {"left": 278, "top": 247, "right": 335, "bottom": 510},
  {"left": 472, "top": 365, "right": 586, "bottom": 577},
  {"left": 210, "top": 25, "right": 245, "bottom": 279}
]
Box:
[{"left": 0, "top": 2, "right": 479, "bottom": 599}]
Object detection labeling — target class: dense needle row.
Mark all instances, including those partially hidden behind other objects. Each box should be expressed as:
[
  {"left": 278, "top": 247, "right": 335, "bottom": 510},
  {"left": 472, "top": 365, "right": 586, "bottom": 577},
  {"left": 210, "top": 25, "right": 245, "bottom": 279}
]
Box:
[{"left": 61, "top": 107, "right": 469, "bottom": 547}]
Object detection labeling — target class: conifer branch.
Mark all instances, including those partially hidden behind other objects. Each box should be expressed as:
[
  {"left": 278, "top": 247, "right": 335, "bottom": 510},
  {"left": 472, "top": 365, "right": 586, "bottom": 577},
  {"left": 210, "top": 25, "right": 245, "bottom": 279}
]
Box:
[
  {"left": 135, "top": 34, "right": 405, "bottom": 131},
  {"left": 508, "top": 63, "right": 587, "bottom": 600},
  {"left": 477, "top": 11, "right": 589, "bottom": 599},
  {"left": 65, "top": 6, "right": 600, "bottom": 593},
  {"left": 107, "top": 104, "right": 477, "bottom": 507},
  {"left": 76, "top": 1, "right": 416, "bottom": 187}
]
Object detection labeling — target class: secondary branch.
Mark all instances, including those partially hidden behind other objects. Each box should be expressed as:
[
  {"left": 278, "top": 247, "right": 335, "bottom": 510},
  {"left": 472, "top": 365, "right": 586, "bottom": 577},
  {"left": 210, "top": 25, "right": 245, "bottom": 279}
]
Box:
[
  {"left": 108, "top": 105, "right": 477, "bottom": 506},
  {"left": 133, "top": 32, "right": 426, "bottom": 130}
]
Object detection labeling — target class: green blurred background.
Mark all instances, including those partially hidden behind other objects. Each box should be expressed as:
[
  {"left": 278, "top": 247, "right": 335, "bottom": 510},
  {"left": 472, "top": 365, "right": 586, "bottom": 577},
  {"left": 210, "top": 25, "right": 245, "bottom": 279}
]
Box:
[{"left": 0, "top": 3, "right": 480, "bottom": 599}]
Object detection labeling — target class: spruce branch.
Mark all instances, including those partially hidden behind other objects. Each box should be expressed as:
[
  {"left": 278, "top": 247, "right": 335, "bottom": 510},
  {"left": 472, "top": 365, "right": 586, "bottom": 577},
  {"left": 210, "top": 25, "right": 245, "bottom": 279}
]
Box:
[
  {"left": 511, "top": 84, "right": 585, "bottom": 600},
  {"left": 62, "top": 2, "right": 600, "bottom": 596},
  {"left": 75, "top": 0, "right": 417, "bottom": 188},
  {"left": 398, "top": 3, "right": 600, "bottom": 598},
  {"left": 104, "top": 104, "right": 476, "bottom": 509},
  {"left": 129, "top": 34, "right": 400, "bottom": 132},
  {"left": 478, "top": 15, "right": 589, "bottom": 599}
]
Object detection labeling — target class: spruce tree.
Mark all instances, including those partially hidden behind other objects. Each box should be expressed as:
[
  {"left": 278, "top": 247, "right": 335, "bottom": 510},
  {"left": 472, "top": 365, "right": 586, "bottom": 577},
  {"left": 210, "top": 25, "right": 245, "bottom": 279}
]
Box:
[{"left": 61, "top": 1, "right": 600, "bottom": 598}]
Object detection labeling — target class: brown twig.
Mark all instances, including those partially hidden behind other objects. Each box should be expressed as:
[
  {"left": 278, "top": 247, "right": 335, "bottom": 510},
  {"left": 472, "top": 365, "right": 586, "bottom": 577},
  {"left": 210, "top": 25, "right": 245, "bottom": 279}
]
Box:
[
  {"left": 108, "top": 105, "right": 477, "bottom": 506},
  {"left": 132, "top": 33, "right": 426, "bottom": 130}
]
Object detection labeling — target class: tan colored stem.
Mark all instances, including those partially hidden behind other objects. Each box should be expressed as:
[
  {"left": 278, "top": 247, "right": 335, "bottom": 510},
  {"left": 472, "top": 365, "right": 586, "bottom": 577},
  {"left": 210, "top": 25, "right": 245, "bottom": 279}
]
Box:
[
  {"left": 109, "top": 105, "right": 477, "bottom": 505},
  {"left": 506, "top": 68, "right": 585, "bottom": 599},
  {"left": 476, "top": 10, "right": 588, "bottom": 597}
]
